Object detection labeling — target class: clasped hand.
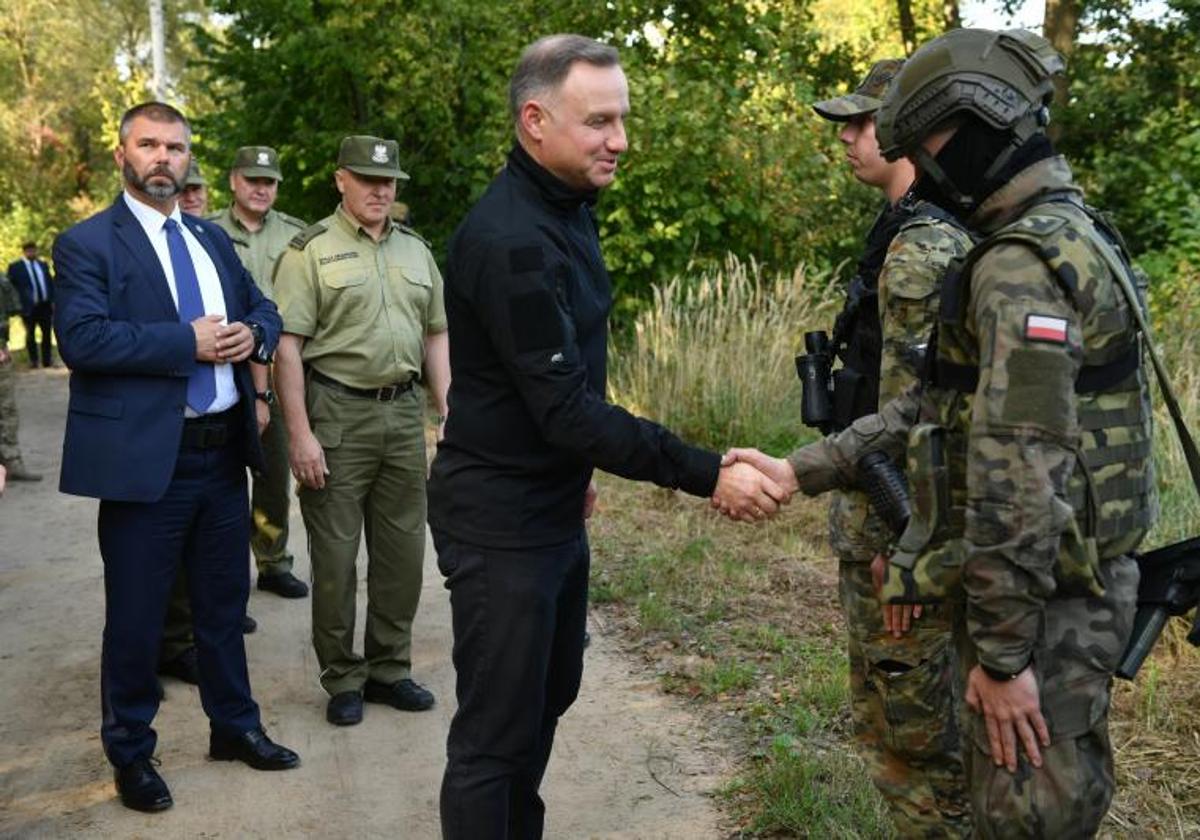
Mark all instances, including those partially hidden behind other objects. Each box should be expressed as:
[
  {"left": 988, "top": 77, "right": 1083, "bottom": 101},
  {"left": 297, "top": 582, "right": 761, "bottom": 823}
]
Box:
[
  {"left": 192, "top": 314, "right": 255, "bottom": 363},
  {"left": 710, "top": 448, "right": 798, "bottom": 523}
]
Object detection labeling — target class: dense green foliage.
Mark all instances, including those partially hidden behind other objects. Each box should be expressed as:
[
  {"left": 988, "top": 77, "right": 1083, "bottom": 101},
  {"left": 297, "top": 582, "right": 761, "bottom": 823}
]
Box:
[
  {"left": 1057, "top": 1, "right": 1200, "bottom": 305},
  {"left": 192, "top": 0, "right": 874, "bottom": 306},
  {"left": 0, "top": 1, "right": 1197, "bottom": 305}
]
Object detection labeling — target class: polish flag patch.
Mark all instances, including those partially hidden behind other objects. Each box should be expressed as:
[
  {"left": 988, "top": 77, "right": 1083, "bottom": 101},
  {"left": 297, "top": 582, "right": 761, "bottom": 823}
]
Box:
[{"left": 1025, "top": 314, "right": 1069, "bottom": 344}]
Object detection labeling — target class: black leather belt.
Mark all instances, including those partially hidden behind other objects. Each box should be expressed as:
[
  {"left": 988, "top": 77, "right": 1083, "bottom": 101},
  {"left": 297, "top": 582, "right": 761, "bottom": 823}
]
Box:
[
  {"left": 310, "top": 368, "right": 416, "bottom": 401},
  {"left": 180, "top": 406, "right": 240, "bottom": 449}
]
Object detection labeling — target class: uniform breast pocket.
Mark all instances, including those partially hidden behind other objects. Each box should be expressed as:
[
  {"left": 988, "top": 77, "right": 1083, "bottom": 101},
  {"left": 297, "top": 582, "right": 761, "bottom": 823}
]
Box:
[
  {"left": 393, "top": 265, "right": 432, "bottom": 312},
  {"left": 321, "top": 268, "right": 371, "bottom": 314}
]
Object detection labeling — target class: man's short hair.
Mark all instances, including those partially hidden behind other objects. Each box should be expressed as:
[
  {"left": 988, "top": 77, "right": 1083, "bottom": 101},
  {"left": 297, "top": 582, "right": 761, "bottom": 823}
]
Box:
[
  {"left": 21, "top": 241, "right": 36, "bottom": 251},
  {"left": 508, "top": 34, "right": 620, "bottom": 122},
  {"left": 118, "top": 102, "right": 192, "bottom": 145}
]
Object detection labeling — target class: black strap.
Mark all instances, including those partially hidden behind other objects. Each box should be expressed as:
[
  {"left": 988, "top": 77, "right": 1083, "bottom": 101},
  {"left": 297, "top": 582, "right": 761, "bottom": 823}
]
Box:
[
  {"left": 309, "top": 368, "right": 416, "bottom": 401},
  {"left": 935, "top": 345, "right": 1140, "bottom": 396}
]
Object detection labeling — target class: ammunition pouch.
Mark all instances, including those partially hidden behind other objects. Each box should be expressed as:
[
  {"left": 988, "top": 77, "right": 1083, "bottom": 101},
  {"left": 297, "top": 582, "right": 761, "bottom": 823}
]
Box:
[
  {"left": 881, "top": 423, "right": 965, "bottom": 604},
  {"left": 1050, "top": 494, "right": 1106, "bottom": 599}
]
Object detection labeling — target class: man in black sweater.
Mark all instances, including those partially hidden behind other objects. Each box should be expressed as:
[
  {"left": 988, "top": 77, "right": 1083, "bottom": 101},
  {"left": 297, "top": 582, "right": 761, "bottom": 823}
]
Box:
[{"left": 428, "top": 33, "right": 785, "bottom": 840}]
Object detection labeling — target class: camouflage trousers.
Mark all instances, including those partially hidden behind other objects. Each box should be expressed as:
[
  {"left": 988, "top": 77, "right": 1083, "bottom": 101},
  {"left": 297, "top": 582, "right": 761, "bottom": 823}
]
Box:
[
  {"left": 955, "top": 554, "right": 1138, "bottom": 839},
  {"left": 839, "top": 561, "right": 972, "bottom": 837},
  {"left": 0, "top": 357, "right": 21, "bottom": 464}
]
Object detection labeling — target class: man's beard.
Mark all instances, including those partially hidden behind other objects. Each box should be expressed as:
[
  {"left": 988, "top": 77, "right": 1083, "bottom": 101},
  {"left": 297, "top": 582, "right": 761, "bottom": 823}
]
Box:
[{"left": 124, "top": 161, "right": 182, "bottom": 200}]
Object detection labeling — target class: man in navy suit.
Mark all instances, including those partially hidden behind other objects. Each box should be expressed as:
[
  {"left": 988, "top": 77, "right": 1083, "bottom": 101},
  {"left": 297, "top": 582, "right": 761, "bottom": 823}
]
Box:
[
  {"left": 7, "top": 241, "right": 55, "bottom": 367},
  {"left": 53, "top": 102, "right": 300, "bottom": 813}
]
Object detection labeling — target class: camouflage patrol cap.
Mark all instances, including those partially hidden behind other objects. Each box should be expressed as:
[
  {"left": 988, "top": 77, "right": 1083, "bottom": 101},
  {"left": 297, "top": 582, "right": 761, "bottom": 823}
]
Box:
[
  {"left": 812, "top": 59, "right": 905, "bottom": 122},
  {"left": 184, "top": 157, "right": 206, "bottom": 187},
  {"left": 876, "top": 28, "right": 1064, "bottom": 161},
  {"left": 232, "top": 145, "right": 283, "bottom": 181},
  {"left": 337, "top": 135, "right": 410, "bottom": 180}
]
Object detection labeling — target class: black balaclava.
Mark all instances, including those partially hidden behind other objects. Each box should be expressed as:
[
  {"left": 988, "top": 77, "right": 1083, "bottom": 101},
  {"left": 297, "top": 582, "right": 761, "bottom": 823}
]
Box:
[{"left": 909, "top": 116, "right": 1055, "bottom": 221}]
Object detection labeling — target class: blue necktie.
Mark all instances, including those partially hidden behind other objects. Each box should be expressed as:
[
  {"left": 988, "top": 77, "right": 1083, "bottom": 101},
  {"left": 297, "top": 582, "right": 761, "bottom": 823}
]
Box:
[{"left": 164, "top": 218, "right": 216, "bottom": 413}]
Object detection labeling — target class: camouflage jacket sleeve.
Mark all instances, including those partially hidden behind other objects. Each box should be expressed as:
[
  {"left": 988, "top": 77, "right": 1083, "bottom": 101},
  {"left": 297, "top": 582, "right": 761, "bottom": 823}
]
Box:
[
  {"left": 877, "top": 217, "right": 968, "bottom": 404},
  {"left": 0, "top": 276, "right": 17, "bottom": 344},
  {"left": 962, "top": 245, "right": 1083, "bottom": 675},
  {"left": 786, "top": 386, "right": 923, "bottom": 496}
]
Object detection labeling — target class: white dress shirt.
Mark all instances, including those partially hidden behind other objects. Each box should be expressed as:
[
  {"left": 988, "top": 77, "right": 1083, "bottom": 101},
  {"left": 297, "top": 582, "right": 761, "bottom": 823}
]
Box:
[
  {"left": 25, "top": 258, "right": 46, "bottom": 303},
  {"left": 123, "top": 191, "right": 238, "bottom": 415}
]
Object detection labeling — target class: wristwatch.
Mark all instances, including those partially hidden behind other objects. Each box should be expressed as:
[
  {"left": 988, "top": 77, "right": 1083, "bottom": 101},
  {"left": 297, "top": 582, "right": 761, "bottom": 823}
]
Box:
[
  {"left": 255, "top": 389, "right": 276, "bottom": 406},
  {"left": 245, "top": 320, "right": 271, "bottom": 364},
  {"left": 980, "top": 661, "right": 1028, "bottom": 682}
]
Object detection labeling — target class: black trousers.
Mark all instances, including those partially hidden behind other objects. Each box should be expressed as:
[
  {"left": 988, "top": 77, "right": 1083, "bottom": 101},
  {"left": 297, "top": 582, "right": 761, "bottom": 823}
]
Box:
[
  {"left": 23, "top": 301, "right": 53, "bottom": 367},
  {"left": 98, "top": 414, "right": 260, "bottom": 768},
  {"left": 434, "top": 530, "right": 589, "bottom": 840}
]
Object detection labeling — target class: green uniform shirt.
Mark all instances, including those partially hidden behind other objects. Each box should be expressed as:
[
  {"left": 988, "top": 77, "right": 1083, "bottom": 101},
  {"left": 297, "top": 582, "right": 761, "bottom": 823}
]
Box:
[
  {"left": 274, "top": 205, "right": 447, "bottom": 389},
  {"left": 209, "top": 206, "right": 307, "bottom": 299}
]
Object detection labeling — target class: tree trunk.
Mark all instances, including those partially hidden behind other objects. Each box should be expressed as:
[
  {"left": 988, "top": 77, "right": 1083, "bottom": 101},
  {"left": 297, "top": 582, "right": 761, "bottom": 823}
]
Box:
[
  {"left": 943, "top": 0, "right": 961, "bottom": 31},
  {"left": 1043, "top": 0, "right": 1082, "bottom": 140},
  {"left": 897, "top": 0, "right": 917, "bottom": 56}
]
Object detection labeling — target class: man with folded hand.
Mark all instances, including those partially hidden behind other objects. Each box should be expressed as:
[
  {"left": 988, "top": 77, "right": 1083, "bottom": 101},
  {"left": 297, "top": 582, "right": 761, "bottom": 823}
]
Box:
[{"left": 54, "top": 101, "right": 299, "bottom": 814}]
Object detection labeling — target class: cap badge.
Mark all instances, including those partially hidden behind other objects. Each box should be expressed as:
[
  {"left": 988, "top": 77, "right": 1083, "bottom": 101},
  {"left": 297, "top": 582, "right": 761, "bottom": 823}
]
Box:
[
  {"left": 371, "top": 144, "right": 389, "bottom": 164},
  {"left": 257, "top": 151, "right": 270, "bottom": 166}
]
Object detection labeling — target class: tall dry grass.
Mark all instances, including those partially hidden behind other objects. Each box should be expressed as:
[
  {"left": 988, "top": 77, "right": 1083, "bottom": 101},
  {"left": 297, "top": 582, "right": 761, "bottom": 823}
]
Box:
[
  {"left": 609, "top": 255, "right": 842, "bottom": 455},
  {"left": 601, "top": 255, "right": 1200, "bottom": 835}
]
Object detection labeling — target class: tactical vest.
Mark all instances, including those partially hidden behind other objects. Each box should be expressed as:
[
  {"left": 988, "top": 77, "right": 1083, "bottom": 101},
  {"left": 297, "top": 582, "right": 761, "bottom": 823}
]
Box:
[
  {"left": 826, "top": 205, "right": 897, "bottom": 431},
  {"left": 828, "top": 198, "right": 972, "bottom": 431},
  {"left": 922, "top": 198, "right": 1157, "bottom": 587}
]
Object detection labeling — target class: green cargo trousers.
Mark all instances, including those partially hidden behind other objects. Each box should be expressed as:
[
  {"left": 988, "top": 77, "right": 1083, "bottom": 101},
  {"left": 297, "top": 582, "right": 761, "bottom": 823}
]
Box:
[
  {"left": 251, "top": 396, "right": 294, "bottom": 576},
  {"left": 956, "top": 554, "right": 1138, "bottom": 840},
  {"left": 298, "top": 378, "right": 427, "bottom": 696},
  {"left": 839, "top": 561, "right": 971, "bottom": 838},
  {"left": 0, "top": 358, "right": 20, "bottom": 465}
]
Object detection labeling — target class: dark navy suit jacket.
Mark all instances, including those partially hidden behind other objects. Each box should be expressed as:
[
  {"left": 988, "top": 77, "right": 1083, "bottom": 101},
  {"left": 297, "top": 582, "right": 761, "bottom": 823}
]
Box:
[
  {"left": 53, "top": 196, "right": 282, "bottom": 503},
  {"left": 6, "top": 257, "right": 54, "bottom": 316}
]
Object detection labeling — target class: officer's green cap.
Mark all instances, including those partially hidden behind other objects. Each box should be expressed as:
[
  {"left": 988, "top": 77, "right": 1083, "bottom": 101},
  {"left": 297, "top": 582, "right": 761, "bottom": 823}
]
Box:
[
  {"left": 337, "top": 135, "right": 410, "bottom": 180},
  {"left": 232, "top": 145, "right": 283, "bottom": 181},
  {"left": 184, "top": 157, "right": 206, "bottom": 187},
  {"left": 812, "top": 58, "right": 905, "bottom": 122}
]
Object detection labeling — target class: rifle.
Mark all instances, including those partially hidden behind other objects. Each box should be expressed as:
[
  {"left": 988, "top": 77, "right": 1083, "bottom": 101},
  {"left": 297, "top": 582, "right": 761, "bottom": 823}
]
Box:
[{"left": 1115, "top": 537, "right": 1200, "bottom": 680}]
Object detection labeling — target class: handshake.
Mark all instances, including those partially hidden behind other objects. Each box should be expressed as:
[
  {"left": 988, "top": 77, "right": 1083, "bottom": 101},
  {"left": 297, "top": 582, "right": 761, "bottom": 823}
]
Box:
[{"left": 710, "top": 448, "right": 799, "bottom": 523}]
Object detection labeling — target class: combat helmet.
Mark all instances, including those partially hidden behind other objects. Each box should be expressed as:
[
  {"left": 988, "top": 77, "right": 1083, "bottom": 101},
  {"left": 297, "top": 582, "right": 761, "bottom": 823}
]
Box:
[{"left": 876, "top": 28, "right": 1064, "bottom": 208}]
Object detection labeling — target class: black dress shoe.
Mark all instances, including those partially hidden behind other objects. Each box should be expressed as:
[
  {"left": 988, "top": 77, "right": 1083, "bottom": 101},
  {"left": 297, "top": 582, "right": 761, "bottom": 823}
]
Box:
[
  {"left": 157, "top": 646, "right": 200, "bottom": 685},
  {"left": 209, "top": 727, "right": 300, "bottom": 770},
  {"left": 326, "top": 690, "right": 364, "bottom": 726},
  {"left": 114, "top": 758, "right": 173, "bottom": 812},
  {"left": 257, "top": 571, "right": 309, "bottom": 599},
  {"left": 242, "top": 614, "right": 257, "bottom": 634},
  {"left": 364, "top": 678, "right": 435, "bottom": 711}
]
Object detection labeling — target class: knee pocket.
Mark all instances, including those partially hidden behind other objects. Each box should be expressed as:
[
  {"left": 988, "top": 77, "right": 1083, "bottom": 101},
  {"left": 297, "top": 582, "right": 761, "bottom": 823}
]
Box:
[
  {"left": 969, "top": 730, "right": 1111, "bottom": 840},
  {"left": 867, "top": 636, "right": 959, "bottom": 757}
]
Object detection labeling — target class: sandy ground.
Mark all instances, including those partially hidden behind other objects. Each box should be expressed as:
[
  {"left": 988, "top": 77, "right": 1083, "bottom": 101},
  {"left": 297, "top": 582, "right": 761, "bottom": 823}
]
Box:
[{"left": 0, "top": 369, "right": 730, "bottom": 839}]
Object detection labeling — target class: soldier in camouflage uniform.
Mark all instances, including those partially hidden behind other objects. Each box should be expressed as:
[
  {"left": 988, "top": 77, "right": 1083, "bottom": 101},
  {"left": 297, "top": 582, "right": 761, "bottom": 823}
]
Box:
[
  {"left": 728, "top": 29, "right": 1154, "bottom": 838},
  {"left": 811, "top": 60, "right": 972, "bottom": 836},
  {"left": 0, "top": 271, "right": 42, "bottom": 481}
]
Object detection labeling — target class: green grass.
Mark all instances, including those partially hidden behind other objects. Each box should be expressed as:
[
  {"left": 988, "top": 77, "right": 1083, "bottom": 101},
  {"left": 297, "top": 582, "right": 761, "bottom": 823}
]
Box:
[
  {"left": 725, "top": 737, "right": 893, "bottom": 839},
  {"left": 591, "top": 257, "right": 1200, "bottom": 836}
]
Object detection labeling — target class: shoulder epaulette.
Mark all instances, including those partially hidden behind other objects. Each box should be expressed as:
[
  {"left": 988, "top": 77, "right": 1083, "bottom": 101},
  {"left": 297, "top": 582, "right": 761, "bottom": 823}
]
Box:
[
  {"left": 898, "top": 198, "right": 977, "bottom": 241},
  {"left": 289, "top": 222, "right": 328, "bottom": 250},
  {"left": 276, "top": 211, "right": 308, "bottom": 230},
  {"left": 393, "top": 222, "right": 430, "bottom": 249}
]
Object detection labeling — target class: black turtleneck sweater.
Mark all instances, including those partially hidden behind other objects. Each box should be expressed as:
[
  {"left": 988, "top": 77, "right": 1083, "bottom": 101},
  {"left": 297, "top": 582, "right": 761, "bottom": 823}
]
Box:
[{"left": 427, "top": 144, "right": 720, "bottom": 549}]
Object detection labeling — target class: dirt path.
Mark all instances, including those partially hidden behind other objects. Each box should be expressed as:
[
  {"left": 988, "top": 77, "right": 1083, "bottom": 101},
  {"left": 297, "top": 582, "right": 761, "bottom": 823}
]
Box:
[{"left": 0, "top": 370, "right": 730, "bottom": 838}]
